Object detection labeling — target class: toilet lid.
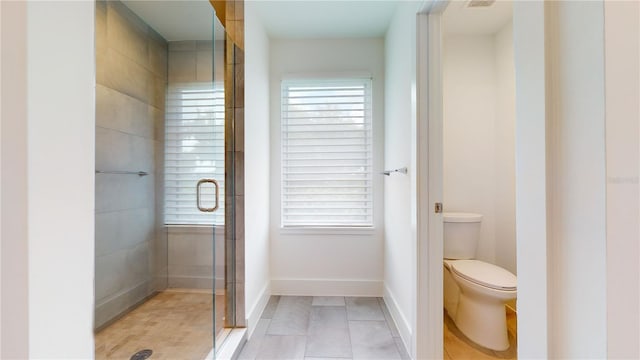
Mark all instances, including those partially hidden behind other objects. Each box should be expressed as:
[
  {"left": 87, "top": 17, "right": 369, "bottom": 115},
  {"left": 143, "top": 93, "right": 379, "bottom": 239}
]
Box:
[{"left": 450, "top": 260, "right": 517, "bottom": 291}]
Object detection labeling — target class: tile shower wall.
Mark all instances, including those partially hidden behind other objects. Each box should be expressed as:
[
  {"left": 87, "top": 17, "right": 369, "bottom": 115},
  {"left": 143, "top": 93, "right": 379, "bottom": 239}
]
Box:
[
  {"left": 166, "top": 40, "right": 225, "bottom": 291},
  {"left": 94, "top": 0, "right": 167, "bottom": 329},
  {"left": 167, "top": 226, "right": 225, "bottom": 291}
]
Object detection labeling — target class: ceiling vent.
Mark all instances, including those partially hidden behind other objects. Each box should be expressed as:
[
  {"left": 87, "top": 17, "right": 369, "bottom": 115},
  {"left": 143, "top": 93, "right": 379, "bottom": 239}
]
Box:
[{"left": 466, "top": 0, "right": 496, "bottom": 7}]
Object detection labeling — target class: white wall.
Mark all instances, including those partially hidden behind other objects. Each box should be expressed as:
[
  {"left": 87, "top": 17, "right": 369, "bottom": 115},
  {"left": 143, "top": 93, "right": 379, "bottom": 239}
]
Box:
[
  {"left": 493, "top": 22, "right": 516, "bottom": 275},
  {"left": 27, "top": 1, "right": 95, "bottom": 357},
  {"left": 1, "top": 2, "right": 95, "bottom": 356},
  {"left": 383, "top": 1, "right": 422, "bottom": 354},
  {"left": 442, "top": 23, "right": 516, "bottom": 274},
  {"left": 244, "top": 1, "right": 272, "bottom": 337},
  {"left": 604, "top": 1, "right": 640, "bottom": 358},
  {"left": 546, "top": 1, "right": 607, "bottom": 357},
  {"left": 1, "top": 1, "right": 29, "bottom": 357},
  {"left": 513, "top": 2, "right": 548, "bottom": 357},
  {"left": 514, "top": 2, "right": 613, "bottom": 357},
  {"left": 443, "top": 34, "right": 498, "bottom": 264},
  {"left": 443, "top": 23, "right": 516, "bottom": 273},
  {"left": 269, "top": 38, "right": 385, "bottom": 296},
  {"left": 0, "top": 2, "right": 3, "bottom": 355}
]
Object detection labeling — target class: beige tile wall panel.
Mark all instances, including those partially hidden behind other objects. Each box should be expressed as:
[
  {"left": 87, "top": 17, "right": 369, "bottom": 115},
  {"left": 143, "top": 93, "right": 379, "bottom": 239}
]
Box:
[
  {"left": 168, "top": 51, "right": 197, "bottom": 83},
  {"left": 148, "top": 34, "right": 168, "bottom": 78},
  {"left": 107, "top": 1, "right": 148, "bottom": 68},
  {"left": 95, "top": 174, "right": 155, "bottom": 212},
  {"left": 169, "top": 40, "right": 197, "bottom": 52},
  {"left": 103, "top": 49, "right": 151, "bottom": 103},
  {"left": 94, "top": 0, "right": 168, "bottom": 330},
  {"left": 95, "top": 85, "right": 154, "bottom": 139},
  {"left": 197, "top": 50, "right": 214, "bottom": 82}
]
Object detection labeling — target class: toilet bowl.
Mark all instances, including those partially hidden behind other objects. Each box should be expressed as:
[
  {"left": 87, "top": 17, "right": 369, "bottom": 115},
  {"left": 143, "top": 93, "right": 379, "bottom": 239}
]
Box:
[
  {"left": 442, "top": 212, "right": 517, "bottom": 351},
  {"left": 444, "top": 259, "right": 516, "bottom": 351}
]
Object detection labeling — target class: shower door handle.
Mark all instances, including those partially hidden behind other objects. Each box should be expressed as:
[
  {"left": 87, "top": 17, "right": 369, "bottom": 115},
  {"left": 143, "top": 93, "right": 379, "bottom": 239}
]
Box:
[{"left": 196, "top": 179, "right": 220, "bottom": 212}]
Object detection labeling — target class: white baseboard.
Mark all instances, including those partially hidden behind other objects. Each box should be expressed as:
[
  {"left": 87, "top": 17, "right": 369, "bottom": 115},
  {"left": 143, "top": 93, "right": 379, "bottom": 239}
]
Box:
[
  {"left": 383, "top": 285, "right": 412, "bottom": 354},
  {"left": 271, "top": 278, "right": 383, "bottom": 297},
  {"left": 245, "top": 282, "right": 271, "bottom": 339}
]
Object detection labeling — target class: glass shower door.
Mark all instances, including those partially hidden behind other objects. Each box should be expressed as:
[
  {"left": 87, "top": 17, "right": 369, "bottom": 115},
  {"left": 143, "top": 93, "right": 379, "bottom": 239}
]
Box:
[
  {"left": 189, "top": 9, "right": 229, "bottom": 356},
  {"left": 164, "top": 5, "right": 230, "bottom": 358},
  {"left": 210, "top": 11, "right": 231, "bottom": 352},
  {"left": 94, "top": 1, "right": 235, "bottom": 359}
]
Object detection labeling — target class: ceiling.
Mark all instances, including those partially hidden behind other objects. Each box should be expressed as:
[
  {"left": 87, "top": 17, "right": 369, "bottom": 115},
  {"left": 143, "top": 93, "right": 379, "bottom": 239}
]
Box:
[
  {"left": 251, "top": 0, "right": 402, "bottom": 39},
  {"left": 122, "top": 0, "right": 403, "bottom": 41},
  {"left": 121, "top": 0, "right": 511, "bottom": 42},
  {"left": 443, "top": 0, "right": 512, "bottom": 35},
  {"left": 121, "top": 0, "right": 223, "bottom": 41}
]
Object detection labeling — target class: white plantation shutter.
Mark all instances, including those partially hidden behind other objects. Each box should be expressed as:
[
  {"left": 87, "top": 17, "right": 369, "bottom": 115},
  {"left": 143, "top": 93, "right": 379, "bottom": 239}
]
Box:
[
  {"left": 165, "top": 83, "right": 224, "bottom": 225},
  {"left": 281, "top": 78, "right": 373, "bottom": 227}
]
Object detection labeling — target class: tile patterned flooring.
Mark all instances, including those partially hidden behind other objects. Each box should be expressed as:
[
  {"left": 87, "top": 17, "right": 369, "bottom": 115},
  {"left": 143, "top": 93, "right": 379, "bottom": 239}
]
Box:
[
  {"left": 238, "top": 296, "right": 411, "bottom": 360},
  {"left": 241, "top": 296, "right": 517, "bottom": 360},
  {"left": 95, "top": 292, "right": 516, "bottom": 360},
  {"left": 94, "top": 290, "right": 224, "bottom": 360}
]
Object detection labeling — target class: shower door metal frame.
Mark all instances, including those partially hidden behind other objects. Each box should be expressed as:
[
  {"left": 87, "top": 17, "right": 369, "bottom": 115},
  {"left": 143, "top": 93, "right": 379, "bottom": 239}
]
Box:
[{"left": 211, "top": 0, "right": 245, "bottom": 330}]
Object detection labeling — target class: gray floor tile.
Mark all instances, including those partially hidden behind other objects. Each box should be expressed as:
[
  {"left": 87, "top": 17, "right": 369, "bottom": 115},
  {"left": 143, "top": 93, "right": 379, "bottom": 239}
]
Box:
[
  {"left": 238, "top": 319, "right": 271, "bottom": 360},
  {"left": 349, "top": 320, "right": 401, "bottom": 360},
  {"left": 394, "top": 337, "right": 410, "bottom": 360},
  {"left": 312, "top": 296, "right": 346, "bottom": 306},
  {"left": 346, "top": 297, "right": 385, "bottom": 321},
  {"left": 261, "top": 295, "right": 281, "bottom": 319},
  {"left": 253, "top": 318, "right": 271, "bottom": 338},
  {"left": 309, "top": 306, "right": 348, "bottom": 327},
  {"left": 305, "top": 307, "right": 352, "bottom": 358},
  {"left": 267, "top": 296, "right": 313, "bottom": 336},
  {"left": 305, "top": 329, "right": 352, "bottom": 358},
  {"left": 246, "top": 296, "right": 409, "bottom": 360},
  {"left": 378, "top": 298, "right": 400, "bottom": 338},
  {"left": 256, "top": 335, "right": 306, "bottom": 360}
]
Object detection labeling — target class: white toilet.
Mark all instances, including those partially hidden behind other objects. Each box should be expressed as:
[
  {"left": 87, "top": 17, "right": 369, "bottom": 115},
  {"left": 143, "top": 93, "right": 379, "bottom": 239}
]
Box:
[{"left": 443, "top": 212, "right": 517, "bottom": 351}]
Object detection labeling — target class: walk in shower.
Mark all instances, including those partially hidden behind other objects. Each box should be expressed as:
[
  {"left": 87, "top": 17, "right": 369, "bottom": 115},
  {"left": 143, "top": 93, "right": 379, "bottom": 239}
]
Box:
[{"left": 93, "top": 1, "right": 244, "bottom": 358}]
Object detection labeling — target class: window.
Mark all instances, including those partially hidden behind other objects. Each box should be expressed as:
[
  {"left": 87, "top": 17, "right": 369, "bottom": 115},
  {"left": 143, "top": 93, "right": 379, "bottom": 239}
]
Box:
[
  {"left": 281, "top": 78, "right": 373, "bottom": 228},
  {"left": 165, "top": 83, "right": 224, "bottom": 225}
]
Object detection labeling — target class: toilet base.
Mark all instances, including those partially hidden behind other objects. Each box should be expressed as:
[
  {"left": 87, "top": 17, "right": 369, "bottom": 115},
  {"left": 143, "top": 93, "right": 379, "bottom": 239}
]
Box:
[{"left": 455, "top": 292, "right": 510, "bottom": 351}]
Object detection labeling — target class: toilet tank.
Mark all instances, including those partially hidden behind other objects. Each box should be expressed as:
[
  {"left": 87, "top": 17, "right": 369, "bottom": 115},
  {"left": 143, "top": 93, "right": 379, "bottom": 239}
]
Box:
[{"left": 443, "top": 212, "right": 483, "bottom": 259}]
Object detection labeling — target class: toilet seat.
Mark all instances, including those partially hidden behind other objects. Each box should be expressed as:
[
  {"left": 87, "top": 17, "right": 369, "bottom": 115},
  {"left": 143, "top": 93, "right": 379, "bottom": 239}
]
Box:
[{"left": 449, "top": 260, "right": 517, "bottom": 291}]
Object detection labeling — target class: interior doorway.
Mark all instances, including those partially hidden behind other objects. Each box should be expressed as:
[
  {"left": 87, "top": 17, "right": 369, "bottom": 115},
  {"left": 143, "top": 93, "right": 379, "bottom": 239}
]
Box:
[{"left": 415, "top": 1, "right": 525, "bottom": 359}]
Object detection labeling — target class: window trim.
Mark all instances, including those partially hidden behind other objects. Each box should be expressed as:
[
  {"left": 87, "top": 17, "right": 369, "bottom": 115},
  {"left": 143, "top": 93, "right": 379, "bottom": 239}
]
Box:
[{"left": 279, "top": 77, "right": 375, "bottom": 229}]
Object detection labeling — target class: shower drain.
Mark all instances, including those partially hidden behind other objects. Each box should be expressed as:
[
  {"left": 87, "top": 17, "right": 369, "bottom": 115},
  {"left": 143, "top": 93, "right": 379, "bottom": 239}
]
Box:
[{"left": 130, "top": 349, "right": 153, "bottom": 360}]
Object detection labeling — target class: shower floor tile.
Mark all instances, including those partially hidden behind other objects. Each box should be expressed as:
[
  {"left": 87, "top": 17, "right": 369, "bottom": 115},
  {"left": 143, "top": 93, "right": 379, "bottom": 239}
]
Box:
[{"left": 95, "top": 290, "right": 224, "bottom": 360}]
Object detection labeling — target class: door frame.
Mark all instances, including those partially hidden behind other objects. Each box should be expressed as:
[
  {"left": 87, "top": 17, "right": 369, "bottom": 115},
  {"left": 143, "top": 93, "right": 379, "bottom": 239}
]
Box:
[
  {"left": 415, "top": 1, "right": 550, "bottom": 359},
  {"left": 415, "top": 2, "right": 447, "bottom": 359}
]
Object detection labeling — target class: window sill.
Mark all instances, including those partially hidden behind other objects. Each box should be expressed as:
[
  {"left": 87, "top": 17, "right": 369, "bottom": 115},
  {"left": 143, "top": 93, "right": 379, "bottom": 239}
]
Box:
[{"left": 279, "top": 226, "right": 376, "bottom": 236}]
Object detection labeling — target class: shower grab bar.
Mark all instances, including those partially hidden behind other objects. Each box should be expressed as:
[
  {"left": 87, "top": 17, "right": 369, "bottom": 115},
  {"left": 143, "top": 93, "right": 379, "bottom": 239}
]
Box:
[{"left": 95, "top": 170, "right": 149, "bottom": 176}]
